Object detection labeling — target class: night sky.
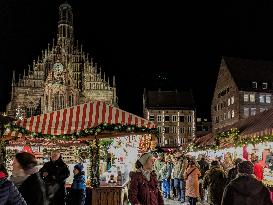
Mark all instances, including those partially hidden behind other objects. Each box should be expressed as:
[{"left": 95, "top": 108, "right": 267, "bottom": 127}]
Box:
[{"left": 1, "top": 0, "right": 273, "bottom": 118}]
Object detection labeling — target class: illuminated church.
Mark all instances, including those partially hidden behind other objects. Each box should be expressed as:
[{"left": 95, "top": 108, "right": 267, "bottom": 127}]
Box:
[{"left": 7, "top": 2, "right": 117, "bottom": 118}]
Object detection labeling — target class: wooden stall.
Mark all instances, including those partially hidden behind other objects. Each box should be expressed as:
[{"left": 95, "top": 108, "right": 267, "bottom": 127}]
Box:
[{"left": 2, "top": 101, "right": 158, "bottom": 205}]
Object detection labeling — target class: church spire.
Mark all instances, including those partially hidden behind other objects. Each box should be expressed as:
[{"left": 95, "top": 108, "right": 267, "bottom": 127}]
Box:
[{"left": 57, "top": 2, "right": 73, "bottom": 44}]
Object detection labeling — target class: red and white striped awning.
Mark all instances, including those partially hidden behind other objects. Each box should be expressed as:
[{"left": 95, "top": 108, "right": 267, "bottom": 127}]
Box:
[{"left": 12, "top": 101, "right": 155, "bottom": 136}]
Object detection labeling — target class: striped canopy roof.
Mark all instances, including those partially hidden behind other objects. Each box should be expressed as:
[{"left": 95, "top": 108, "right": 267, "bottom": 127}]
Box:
[{"left": 11, "top": 101, "right": 155, "bottom": 136}]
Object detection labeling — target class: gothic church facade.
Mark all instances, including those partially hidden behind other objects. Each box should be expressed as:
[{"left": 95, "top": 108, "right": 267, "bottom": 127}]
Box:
[{"left": 7, "top": 2, "right": 117, "bottom": 118}]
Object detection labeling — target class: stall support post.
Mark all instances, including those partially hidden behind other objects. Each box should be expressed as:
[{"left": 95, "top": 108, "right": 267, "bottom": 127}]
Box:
[
  {"left": 0, "top": 141, "right": 6, "bottom": 164},
  {"left": 89, "top": 138, "right": 100, "bottom": 187}
]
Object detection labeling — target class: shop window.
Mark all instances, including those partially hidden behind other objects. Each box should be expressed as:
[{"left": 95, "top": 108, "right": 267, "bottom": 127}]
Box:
[
  {"left": 262, "top": 83, "right": 268, "bottom": 89},
  {"left": 260, "top": 94, "right": 265, "bottom": 103},
  {"left": 251, "top": 108, "right": 256, "bottom": 116},
  {"left": 266, "top": 94, "right": 271, "bottom": 103},
  {"left": 244, "top": 94, "right": 249, "bottom": 102},
  {"left": 250, "top": 94, "right": 255, "bottom": 102},
  {"left": 244, "top": 107, "right": 249, "bottom": 117}
]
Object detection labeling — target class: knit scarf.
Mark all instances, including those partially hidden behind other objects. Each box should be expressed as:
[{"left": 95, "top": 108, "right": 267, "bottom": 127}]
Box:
[{"left": 140, "top": 167, "right": 151, "bottom": 181}]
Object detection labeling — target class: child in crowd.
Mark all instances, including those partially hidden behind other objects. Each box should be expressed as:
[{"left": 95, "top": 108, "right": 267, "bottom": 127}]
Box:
[{"left": 68, "top": 163, "right": 86, "bottom": 205}]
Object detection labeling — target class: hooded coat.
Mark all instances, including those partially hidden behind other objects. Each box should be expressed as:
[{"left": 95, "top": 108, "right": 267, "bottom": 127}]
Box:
[
  {"left": 203, "top": 166, "right": 226, "bottom": 205},
  {"left": 221, "top": 175, "right": 272, "bottom": 205},
  {"left": 128, "top": 170, "right": 164, "bottom": 205},
  {"left": 0, "top": 177, "right": 27, "bottom": 205}
]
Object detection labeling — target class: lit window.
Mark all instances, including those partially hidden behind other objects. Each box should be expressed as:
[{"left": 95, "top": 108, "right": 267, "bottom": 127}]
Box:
[
  {"left": 188, "top": 127, "right": 192, "bottom": 134},
  {"left": 165, "top": 139, "right": 168, "bottom": 145},
  {"left": 231, "top": 96, "right": 235, "bottom": 104},
  {"left": 157, "top": 115, "right": 162, "bottom": 122},
  {"left": 227, "top": 111, "right": 231, "bottom": 119},
  {"left": 197, "top": 118, "right": 201, "bottom": 122},
  {"left": 250, "top": 94, "right": 255, "bottom": 102},
  {"left": 164, "top": 115, "right": 170, "bottom": 121},
  {"left": 244, "top": 107, "right": 249, "bottom": 117},
  {"left": 231, "top": 110, "right": 235, "bottom": 118},
  {"left": 251, "top": 108, "right": 256, "bottom": 116},
  {"left": 252, "top": 82, "right": 257, "bottom": 89},
  {"left": 227, "top": 98, "right": 231, "bottom": 106},
  {"left": 260, "top": 108, "right": 266, "bottom": 113},
  {"left": 149, "top": 115, "right": 154, "bottom": 121},
  {"left": 266, "top": 94, "right": 271, "bottom": 103},
  {"left": 262, "top": 83, "right": 268, "bottom": 89},
  {"left": 172, "top": 115, "right": 177, "bottom": 122},
  {"left": 259, "top": 94, "right": 265, "bottom": 103},
  {"left": 244, "top": 94, "right": 249, "bottom": 102},
  {"left": 171, "top": 127, "right": 177, "bottom": 133}
]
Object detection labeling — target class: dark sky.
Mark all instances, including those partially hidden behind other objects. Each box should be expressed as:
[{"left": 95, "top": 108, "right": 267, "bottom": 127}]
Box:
[{"left": 1, "top": 0, "right": 273, "bottom": 118}]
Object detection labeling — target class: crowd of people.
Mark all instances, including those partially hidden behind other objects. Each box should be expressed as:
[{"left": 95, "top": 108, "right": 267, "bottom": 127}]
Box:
[
  {"left": 0, "top": 150, "right": 86, "bottom": 205},
  {"left": 128, "top": 151, "right": 273, "bottom": 205}
]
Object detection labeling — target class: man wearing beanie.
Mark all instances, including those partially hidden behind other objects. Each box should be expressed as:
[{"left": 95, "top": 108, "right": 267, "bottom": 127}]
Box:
[{"left": 221, "top": 161, "right": 272, "bottom": 205}]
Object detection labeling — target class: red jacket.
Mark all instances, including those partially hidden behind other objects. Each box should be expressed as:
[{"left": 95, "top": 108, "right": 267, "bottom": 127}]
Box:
[
  {"left": 128, "top": 170, "right": 164, "bottom": 205},
  {"left": 253, "top": 162, "right": 264, "bottom": 181}
]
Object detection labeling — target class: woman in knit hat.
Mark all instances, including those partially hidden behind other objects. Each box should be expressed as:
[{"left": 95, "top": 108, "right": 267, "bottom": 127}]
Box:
[
  {"left": 67, "top": 163, "right": 86, "bottom": 205},
  {"left": 222, "top": 161, "right": 272, "bottom": 205},
  {"left": 128, "top": 152, "right": 164, "bottom": 205},
  {"left": 0, "top": 163, "right": 27, "bottom": 205},
  {"left": 11, "top": 152, "right": 48, "bottom": 205}
]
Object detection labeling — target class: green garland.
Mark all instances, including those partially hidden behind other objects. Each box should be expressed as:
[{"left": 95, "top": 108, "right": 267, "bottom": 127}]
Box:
[
  {"left": 89, "top": 139, "right": 100, "bottom": 187},
  {"left": 4, "top": 123, "right": 159, "bottom": 141},
  {"left": 0, "top": 141, "right": 6, "bottom": 164}
]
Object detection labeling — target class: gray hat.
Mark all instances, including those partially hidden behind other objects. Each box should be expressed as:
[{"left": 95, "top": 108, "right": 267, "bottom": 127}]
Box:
[{"left": 139, "top": 152, "right": 153, "bottom": 166}]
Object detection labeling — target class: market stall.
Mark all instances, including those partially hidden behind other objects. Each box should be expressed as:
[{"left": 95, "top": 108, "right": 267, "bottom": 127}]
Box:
[{"left": 2, "top": 101, "right": 158, "bottom": 205}]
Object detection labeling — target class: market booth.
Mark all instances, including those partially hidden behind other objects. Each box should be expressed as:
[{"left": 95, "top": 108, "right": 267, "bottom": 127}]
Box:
[{"left": 1, "top": 101, "right": 158, "bottom": 205}]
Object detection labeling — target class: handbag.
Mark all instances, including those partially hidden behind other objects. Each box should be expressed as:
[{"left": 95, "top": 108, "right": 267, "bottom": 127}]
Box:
[{"left": 185, "top": 168, "right": 196, "bottom": 180}]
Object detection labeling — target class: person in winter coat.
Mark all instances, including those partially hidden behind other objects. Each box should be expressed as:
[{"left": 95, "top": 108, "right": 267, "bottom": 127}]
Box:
[
  {"left": 11, "top": 152, "right": 48, "bottom": 205},
  {"left": 153, "top": 153, "right": 164, "bottom": 190},
  {"left": 0, "top": 163, "right": 27, "bottom": 205},
  {"left": 203, "top": 160, "right": 227, "bottom": 205},
  {"left": 161, "top": 155, "right": 174, "bottom": 199},
  {"left": 221, "top": 161, "right": 272, "bottom": 205},
  {"left": 198, "top": 155, "right": 209, "bottom": 202},
  {"left": 128, "top": 152, "right": 164, "bottom": 205},
  {"left": 68, "top": 163, "right": 86, "bottom": 205},
  {"left": 172, "top": 152, "right": 187, "bottom": 203},
  {"left": 251, "top": 153, "right": 264, "bottom": 181},
  {"left": 227, "top": 158, "right": 243, "bottom": 184},
  {"left": 184, "top": 159, "right": 201, "bottom": 205},
  {"left": 40, "top": 150, "right": 70, "bottom": 205}
]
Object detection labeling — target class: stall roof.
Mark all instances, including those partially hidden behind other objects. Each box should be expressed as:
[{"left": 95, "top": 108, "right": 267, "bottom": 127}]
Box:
[
  {"left": 5, "top": 101, "right": 155, "bottom": 137},
  {"left": 222, "top": 108, "right": 273, "bottom": 138}
]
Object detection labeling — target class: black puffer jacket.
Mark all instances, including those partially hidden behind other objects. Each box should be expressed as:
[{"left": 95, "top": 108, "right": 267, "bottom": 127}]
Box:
[
  {"left": 0, "top": 178, "right": 27, "bottom": 205},
  {"left": 221, "top": 175, "right": 272, "bottom": 205}
]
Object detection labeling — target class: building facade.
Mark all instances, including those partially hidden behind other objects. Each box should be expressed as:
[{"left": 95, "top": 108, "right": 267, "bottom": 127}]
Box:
[
  {"left": 212, "top": 57, "right": 273, "bottom": 132},
  {"left": 196, "top": 117, "right": 212, "bottom": 137},
  {"left": 7, "top": 3, "right": 117, "bottom": 119},
  {"left": 143, "top": 89, "right": 196, "bottom": 147}
]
